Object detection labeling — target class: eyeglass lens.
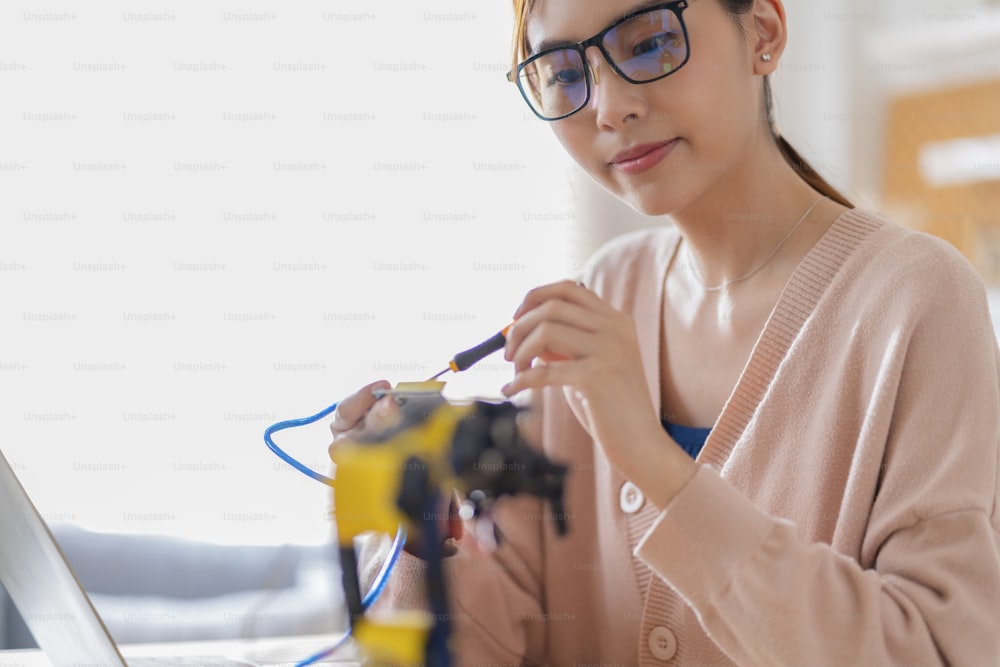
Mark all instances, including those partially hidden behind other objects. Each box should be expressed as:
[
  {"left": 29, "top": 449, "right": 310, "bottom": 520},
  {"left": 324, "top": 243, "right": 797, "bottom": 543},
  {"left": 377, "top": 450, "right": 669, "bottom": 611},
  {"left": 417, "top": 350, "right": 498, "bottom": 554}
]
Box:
[{"left": 518, "top": 6, "right": 687, "bottom": 120}]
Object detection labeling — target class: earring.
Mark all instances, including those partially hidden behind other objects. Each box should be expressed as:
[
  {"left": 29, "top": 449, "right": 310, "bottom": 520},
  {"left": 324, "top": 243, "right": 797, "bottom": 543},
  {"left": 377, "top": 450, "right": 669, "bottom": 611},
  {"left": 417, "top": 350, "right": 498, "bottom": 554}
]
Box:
[{"left": 761, "top": 54, "right": 772, "bottom": 62}]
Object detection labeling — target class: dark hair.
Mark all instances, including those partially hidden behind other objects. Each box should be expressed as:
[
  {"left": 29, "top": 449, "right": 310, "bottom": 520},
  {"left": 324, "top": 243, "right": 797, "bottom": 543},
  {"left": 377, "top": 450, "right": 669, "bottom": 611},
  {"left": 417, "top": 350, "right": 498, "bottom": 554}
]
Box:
[{"left": 509, "top": 0, "right": 854, "bottom": 208}]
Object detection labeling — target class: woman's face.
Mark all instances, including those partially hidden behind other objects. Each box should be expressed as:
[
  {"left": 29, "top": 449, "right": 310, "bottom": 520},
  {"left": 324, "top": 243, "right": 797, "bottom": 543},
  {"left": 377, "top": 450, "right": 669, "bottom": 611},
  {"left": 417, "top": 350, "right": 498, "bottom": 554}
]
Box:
[{"left": 525, "top": 0, "right": 764, "bottom": 216}]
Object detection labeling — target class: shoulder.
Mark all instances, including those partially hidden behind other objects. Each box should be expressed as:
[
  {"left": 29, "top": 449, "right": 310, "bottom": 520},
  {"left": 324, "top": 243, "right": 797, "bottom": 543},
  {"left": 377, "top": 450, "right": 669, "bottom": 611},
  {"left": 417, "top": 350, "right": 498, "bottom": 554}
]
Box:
[
  {"left": 838, "top": 208, "right": 988, "bottom": 313},
  {"left": 824, "top": 209, "right": 998, "bottom": 372}
]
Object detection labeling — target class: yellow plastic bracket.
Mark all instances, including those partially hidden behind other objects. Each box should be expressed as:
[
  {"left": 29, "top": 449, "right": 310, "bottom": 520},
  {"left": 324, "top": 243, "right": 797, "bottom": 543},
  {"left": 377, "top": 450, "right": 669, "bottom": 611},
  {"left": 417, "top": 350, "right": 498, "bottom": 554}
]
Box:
[
  {"left": 353, "top": 612, "right": 433, "bottom": 665},
  {"left": 330, "top": 396, "right": 472, "bottom": 544}
]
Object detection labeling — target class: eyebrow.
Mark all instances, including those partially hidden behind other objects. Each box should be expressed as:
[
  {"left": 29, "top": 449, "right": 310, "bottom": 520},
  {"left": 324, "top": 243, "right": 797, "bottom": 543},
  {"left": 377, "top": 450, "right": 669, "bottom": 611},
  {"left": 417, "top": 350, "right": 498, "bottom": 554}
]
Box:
[{"left": 530, "top": 0, "right": 667, "bottom": 55}]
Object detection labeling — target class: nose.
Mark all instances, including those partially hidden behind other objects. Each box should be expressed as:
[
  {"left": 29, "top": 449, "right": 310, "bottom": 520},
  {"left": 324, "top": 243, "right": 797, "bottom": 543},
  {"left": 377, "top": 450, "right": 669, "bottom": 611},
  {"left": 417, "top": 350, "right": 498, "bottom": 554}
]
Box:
[{"left": 585, "top": 46, "right": 648, "bottom": 128}]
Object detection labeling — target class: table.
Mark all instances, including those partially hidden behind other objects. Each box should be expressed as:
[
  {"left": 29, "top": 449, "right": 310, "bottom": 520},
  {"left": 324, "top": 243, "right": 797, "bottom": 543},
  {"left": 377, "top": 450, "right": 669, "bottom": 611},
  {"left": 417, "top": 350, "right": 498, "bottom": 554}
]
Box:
[{"left": 0, "top": 633, "right": 362, "bottom": 666}]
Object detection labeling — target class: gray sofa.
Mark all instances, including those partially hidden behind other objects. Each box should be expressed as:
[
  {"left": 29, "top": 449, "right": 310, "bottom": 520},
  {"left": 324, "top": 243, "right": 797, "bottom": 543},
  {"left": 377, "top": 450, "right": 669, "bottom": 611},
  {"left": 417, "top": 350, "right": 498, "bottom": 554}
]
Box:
[{"left": 0, "top": 523, "right": 345, "bottom": 650}]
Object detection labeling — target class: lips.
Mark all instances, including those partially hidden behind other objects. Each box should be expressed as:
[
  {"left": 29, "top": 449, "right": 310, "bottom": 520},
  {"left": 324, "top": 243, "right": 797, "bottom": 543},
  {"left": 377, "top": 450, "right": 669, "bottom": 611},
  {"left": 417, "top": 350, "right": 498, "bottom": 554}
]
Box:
[{"left": 609, "top": 139, "right": 679, "bottom": 175}]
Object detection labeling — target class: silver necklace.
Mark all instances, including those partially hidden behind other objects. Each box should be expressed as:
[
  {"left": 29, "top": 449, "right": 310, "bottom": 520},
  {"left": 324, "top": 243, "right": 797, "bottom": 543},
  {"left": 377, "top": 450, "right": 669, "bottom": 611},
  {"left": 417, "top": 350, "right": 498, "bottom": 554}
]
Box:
[{"left": 685, "top": 196, "right": 825, "bottom": 292}]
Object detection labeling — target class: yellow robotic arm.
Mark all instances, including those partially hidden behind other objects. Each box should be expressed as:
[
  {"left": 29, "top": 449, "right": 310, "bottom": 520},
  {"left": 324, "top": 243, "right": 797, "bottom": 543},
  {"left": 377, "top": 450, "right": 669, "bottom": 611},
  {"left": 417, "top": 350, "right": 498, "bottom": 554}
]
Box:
[{"left": 329, "top": 387, "right": 568, "bottom": 667}]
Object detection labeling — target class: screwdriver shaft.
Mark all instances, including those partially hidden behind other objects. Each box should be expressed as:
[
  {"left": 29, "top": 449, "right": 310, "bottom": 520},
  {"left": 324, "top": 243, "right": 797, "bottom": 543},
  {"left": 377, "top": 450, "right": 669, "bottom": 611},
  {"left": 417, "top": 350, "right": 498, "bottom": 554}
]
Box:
[{"left": 427, "top": 367, "right": 450, "bottom": 381}]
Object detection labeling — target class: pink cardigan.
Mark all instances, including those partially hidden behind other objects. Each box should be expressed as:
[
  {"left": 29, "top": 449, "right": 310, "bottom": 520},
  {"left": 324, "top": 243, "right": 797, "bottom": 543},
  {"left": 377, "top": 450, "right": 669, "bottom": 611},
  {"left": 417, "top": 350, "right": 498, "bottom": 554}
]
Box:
[{"left": 369, "top": 208, "right": 1000, "bottom": 665}]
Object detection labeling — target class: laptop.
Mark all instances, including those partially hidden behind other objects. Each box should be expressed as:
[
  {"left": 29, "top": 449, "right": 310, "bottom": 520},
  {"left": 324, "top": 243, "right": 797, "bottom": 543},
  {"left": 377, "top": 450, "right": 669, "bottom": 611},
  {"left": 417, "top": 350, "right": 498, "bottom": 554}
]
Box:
[{"left": 0, "top": 448, "right": 353, "bottom": 666}]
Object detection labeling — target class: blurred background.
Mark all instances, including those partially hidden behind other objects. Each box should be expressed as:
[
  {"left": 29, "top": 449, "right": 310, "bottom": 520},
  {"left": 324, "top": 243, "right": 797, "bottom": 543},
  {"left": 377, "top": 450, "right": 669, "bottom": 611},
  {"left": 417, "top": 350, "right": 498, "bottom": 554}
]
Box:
[{"left": 1, "top": 0, "right": 999, "bottom": 646}]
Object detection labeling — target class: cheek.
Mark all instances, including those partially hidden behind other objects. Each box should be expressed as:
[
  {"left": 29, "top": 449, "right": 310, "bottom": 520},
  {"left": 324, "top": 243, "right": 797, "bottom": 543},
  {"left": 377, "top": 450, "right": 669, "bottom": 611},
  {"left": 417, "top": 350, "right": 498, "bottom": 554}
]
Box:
[
  {"left": 550, "top": 122, "right": 595, "bottom": 170},
  {"left": 549, "top": 121, "right": 625, "bottom": 199},
  {"left": 680, "top": 43, "right": 762, "bottom": 150},
  {"left": 672, "top": 65, "right": 736, "bottom": 135}
]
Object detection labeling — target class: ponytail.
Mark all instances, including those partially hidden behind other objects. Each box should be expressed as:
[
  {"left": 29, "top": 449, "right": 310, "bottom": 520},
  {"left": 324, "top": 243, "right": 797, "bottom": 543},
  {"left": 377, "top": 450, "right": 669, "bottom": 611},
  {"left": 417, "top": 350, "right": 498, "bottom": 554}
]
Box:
[
  {"left": 775, "top": 134, "right": 854, "bottom": 208},
  {"left": 763, "top": 76, "right": 854, "bottom": 208}
]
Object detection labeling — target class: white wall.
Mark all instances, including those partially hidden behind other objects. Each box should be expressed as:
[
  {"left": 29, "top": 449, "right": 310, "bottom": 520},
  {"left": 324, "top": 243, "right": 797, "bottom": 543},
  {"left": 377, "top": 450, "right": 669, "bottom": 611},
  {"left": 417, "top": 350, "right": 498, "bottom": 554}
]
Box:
[{"left": 0, "top": 1, "right": 575, "bottom": 545}]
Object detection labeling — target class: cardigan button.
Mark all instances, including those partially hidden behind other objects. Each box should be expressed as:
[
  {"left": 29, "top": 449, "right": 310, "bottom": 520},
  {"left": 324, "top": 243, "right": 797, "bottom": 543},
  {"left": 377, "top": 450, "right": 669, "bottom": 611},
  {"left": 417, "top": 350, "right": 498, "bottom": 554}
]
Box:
[
  {"left": 649, "top": 625, "right": 677, "bottom": 661},
  {"left": 619, "top": 481, "right": 644, "bottom": 514}
]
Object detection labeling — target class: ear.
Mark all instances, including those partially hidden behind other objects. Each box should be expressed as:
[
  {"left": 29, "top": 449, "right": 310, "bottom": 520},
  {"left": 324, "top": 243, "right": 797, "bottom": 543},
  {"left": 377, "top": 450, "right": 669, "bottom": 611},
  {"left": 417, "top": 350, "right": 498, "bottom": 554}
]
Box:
[{"left": 751, "top": 0, "right": 787, "bottom": 75}]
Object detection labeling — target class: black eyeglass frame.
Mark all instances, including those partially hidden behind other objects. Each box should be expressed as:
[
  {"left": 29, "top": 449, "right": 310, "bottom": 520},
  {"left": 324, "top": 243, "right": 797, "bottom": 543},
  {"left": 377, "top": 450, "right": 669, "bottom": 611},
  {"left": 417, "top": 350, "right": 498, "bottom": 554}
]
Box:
[{"left": 506, "top": 0, "right": 698, "bottom": 121}]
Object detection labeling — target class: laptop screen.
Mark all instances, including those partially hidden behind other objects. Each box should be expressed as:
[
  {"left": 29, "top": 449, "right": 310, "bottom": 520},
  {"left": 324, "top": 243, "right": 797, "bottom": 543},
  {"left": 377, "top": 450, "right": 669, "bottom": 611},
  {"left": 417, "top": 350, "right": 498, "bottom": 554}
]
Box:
[{"left": 0, "top": 448, "right": 127, "bottom": 666}]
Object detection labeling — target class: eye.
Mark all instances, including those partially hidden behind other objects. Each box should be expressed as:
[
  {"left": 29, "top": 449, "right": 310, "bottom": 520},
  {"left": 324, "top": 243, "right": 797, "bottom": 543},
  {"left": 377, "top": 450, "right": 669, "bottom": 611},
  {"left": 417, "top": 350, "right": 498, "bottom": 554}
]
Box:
[
  {"left": 632, "top": 32, "right": 672, "bottom": 57},
  {"left": 548, "top": 67, "right": 585, "bottom": 87}
]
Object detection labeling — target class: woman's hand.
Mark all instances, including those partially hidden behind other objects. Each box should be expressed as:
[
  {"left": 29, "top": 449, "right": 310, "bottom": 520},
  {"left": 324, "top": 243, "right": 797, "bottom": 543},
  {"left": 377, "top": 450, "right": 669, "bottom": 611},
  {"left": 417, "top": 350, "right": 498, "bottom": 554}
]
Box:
[
  {"left": 328, "top": 379, "right": 396, "bottom": 447},
  {"left": 501, "top": 280, "right": 696, "bottom": 508}
]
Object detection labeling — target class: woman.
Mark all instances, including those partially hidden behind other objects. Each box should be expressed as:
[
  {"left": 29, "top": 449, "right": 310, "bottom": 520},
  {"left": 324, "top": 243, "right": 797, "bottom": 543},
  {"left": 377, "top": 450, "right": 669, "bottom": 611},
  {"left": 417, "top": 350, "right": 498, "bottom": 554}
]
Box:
[{"left": 332, "top": 0, "right": 1000, "bottom": 664}]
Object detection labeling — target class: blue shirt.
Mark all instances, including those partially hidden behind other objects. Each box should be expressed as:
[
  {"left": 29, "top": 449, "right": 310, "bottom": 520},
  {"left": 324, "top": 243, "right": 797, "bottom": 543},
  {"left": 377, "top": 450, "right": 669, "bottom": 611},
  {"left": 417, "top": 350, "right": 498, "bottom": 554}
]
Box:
[{"left": 662, "top": 420, "right": 711, "bottom": 460}]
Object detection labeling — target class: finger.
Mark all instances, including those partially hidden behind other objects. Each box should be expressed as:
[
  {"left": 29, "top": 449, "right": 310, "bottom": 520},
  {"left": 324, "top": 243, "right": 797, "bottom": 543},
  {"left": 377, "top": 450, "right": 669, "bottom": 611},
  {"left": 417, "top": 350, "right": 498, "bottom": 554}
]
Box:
[
  {"left": 512, "top": 280, "right": 604, "bottom": 320},
  {"left": 362, "top": 392, "right": 403, "bottom": 434},
  {"left": 502, "top": 362, "right": 578, "bottom": 397},
  {"left": 504, "top": 298, "right": 605, "bottom": 362},
  {"left": 329, "top": 379, "right": 392, "bottom": 435},
  {"left": 448, "top": 492, "right": 464, "bottom": 543},
  {"left": 510, "top": 321, "right": 597, "bottom": 373}
]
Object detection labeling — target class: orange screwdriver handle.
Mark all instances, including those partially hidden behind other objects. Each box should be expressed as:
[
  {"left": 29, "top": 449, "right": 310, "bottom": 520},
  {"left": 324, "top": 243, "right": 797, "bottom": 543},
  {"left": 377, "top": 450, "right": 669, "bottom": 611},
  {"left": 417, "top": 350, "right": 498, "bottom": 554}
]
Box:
[{"left": 449, "top": 324, "right": 513, "bottom": 372}]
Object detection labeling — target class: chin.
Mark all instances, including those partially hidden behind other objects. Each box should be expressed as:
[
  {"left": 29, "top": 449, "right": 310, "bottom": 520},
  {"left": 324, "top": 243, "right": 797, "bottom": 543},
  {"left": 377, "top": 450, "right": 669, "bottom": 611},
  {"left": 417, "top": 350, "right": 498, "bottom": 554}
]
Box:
[
  {"left": 624, "top": 193, "right": 675, "bottom": 217},
  {"left": 575, "top": 161, "right": 685, "bottom": 219},
  {"left": 611, "top": 180, "right": 680, "bottom": 218}
]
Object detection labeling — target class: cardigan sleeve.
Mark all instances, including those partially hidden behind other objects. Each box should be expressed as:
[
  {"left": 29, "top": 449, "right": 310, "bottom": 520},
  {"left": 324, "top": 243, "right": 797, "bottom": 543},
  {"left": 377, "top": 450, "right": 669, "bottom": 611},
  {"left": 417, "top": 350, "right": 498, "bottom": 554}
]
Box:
[{"left": 635, "top": 241, "right": 1000, "bottom": 666}]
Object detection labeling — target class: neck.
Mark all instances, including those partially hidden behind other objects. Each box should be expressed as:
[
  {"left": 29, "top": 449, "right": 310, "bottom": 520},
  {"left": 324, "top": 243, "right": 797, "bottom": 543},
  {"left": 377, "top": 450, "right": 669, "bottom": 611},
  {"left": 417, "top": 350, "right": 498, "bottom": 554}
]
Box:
[{"left": 670, "top": 140, "right": 829, "bottom": 291}]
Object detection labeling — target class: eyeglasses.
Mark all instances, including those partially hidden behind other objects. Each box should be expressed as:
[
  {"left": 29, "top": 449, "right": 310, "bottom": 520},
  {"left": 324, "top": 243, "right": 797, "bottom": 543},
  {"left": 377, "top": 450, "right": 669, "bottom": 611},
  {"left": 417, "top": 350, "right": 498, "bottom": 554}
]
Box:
[{"left": 508, "top": 0, "right": 698, "bottom": 121}]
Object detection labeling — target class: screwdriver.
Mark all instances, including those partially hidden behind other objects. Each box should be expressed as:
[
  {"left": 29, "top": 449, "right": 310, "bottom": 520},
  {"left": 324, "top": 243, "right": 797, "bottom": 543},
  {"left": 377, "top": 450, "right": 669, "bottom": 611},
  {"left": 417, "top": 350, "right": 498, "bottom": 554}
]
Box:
[{"left": 426, "top": 323, "right": 515, "bottom": 381}]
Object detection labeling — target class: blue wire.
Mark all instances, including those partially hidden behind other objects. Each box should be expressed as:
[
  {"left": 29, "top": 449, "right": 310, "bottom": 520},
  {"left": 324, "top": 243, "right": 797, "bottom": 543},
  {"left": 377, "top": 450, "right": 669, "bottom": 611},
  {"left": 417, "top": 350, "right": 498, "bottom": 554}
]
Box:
[
  {"left": 363, "top": 526, "right": 407, "bottom": 609},
  {"left": 292, "top": 632, "right": 352, "bottom": 667},
  {"left": 264, "top": 404, "right": 408, "bottom": 666},
  {"left": 291, "top": 527, "right": 407, "bottom": 666},
  {"left": 263, "top": 401, "right": 340, "bottom": 485}
]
